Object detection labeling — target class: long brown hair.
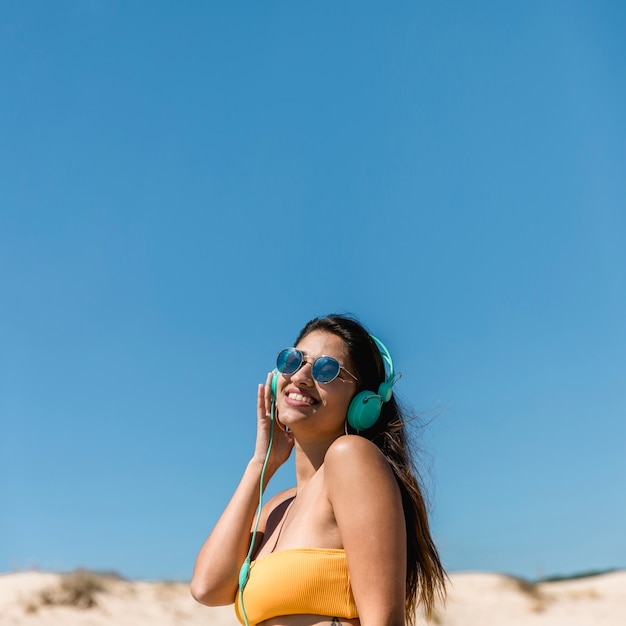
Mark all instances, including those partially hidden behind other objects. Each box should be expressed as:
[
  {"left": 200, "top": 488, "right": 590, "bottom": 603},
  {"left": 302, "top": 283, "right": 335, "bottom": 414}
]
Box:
[{"left": 295, "top": 314, "right": 447, "bottom": 623}]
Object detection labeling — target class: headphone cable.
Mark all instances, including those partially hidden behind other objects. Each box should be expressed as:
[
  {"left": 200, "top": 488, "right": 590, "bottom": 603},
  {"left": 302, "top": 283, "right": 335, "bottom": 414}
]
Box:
[{"left": 238, "top": 394, "right": 276, "bottom": 626}]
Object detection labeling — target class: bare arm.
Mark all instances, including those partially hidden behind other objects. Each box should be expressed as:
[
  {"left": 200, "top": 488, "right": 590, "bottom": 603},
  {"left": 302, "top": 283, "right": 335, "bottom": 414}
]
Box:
[
  {"left": 191, "top": 375, "right": 294, "bottom": 606},
  {"left": 325, "top": 436, "right": 407, "bottom": 626}
]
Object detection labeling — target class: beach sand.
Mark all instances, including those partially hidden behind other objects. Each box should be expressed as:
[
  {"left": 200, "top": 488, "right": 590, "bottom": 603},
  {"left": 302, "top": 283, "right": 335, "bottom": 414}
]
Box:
[{"left": 1, "top": 569, "right": 624, "bottom": 625}]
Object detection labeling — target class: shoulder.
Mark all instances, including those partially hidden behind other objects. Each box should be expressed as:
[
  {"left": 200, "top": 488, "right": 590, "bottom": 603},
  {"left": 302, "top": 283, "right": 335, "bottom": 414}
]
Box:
[
  {"left": 260, "top": 487, "right": 297, "bottom": 520},
  {"left": 263, "top": 486, "right": 297, "bottom": 509},
  {"left": 324, "top": 435, "right": 398, "bottom": 494},
  {"left": 323, "top": 436, "right": 404, "bottom": 542},
  {"left": 325, "top": 433, "right": 385, "bottom": 464},
  {"left": 325, "top": 433, "right": 390, "bottom": 469}
]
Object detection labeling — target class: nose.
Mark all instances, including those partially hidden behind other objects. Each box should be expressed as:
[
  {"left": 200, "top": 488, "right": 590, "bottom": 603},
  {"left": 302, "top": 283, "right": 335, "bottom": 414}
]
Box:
[{"left": 289, "top": 358, "right": 314, "bottom": 385}]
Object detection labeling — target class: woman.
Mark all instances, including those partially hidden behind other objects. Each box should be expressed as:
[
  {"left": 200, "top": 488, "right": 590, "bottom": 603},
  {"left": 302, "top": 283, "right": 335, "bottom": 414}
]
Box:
[{"left": 191, "top": 314, "right": 446, "bottom": 626}]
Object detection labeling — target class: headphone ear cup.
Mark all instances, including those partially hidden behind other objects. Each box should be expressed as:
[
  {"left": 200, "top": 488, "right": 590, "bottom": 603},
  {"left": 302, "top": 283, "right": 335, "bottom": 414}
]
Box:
[{"left": 347, "top": 390, "right": 383, "bottom": 431}]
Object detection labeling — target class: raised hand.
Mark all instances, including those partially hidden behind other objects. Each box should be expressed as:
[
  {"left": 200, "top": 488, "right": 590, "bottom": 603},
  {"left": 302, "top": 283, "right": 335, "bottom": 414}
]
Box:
[{"left": 253, "top": 372, "right": 294, "bottom": 475}]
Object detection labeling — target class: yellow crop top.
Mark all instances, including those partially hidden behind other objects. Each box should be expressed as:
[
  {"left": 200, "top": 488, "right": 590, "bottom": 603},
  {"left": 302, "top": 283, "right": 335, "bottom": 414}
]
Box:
[{"left": 235, "top": 548, "right": 358, "bottom": 626}]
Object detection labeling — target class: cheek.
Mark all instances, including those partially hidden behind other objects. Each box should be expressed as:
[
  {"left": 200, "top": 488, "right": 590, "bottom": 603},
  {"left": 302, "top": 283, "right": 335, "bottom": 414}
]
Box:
[{"left": 328, "top": 388, "right": 355, "bottom": 413}]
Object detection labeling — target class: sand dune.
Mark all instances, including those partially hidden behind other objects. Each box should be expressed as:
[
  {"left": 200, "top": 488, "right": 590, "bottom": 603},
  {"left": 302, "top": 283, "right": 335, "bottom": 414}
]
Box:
[
  {"left": 1, "top": 569, "right": 624, "bottom": 625},
  {"left": 432, "top": 571, "right": 625, "bottom": 626}
]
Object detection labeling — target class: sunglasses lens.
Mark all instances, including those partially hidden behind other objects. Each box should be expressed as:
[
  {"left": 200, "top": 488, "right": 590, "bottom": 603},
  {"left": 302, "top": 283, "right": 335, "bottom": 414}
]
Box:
[
  {"left": 312, "top": 356, "right": 341, "bottom": 383},
  {"left": 276, "top": 348, "right": 303, "bottom": 375}
]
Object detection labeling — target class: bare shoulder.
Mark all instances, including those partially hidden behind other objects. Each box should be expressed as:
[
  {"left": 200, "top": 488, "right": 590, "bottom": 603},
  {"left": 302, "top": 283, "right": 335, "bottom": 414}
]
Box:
[
  {"left": 326, "top": 433, "right": 384, "bottom": 460},
  {"left": 259, "top": 486, "right": 297, "bottom": 526},
  {"left": 262, "top": 486, "right": 297, "bottom": 512},
  {"left": 323, "top": 436, "right": 404, "bottom": 539},
  {"left": 324, "top": 435, "right": 396, "bottom": 488}
]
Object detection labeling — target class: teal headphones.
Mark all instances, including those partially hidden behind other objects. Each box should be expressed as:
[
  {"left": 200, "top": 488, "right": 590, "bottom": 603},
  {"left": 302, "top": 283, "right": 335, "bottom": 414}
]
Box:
[
  {"left": 270, "top": 333, "right": 397, "bottom": 431},
  {"left": 346, "top": 334, "right": 397, "bottom": 431}
]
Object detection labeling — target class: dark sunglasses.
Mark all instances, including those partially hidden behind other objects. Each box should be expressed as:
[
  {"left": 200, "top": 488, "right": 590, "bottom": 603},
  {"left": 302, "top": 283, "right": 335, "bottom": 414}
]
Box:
[{"left": 276, "top": 348, "right": 358, "bottom": 384}]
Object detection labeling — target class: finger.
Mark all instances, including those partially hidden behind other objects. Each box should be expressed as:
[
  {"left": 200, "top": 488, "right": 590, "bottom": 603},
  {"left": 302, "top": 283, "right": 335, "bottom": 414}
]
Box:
[
  {"left": 265, "top": 371, "right": 275, "bottom": 411},
  {"left": 257, "top": 383, "right": 266, "bottom": 418}
]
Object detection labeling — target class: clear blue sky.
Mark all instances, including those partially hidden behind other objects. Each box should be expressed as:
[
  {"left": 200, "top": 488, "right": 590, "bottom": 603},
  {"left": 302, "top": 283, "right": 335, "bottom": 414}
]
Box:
[{"left": 1, "top": 1, "right": 625, "bottom": 582}]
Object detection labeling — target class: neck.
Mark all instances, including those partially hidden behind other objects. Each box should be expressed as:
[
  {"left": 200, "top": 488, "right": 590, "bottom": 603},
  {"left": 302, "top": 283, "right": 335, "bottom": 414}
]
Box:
[{"left": 293, "top": 433, "right": 343, "bottom": 487}]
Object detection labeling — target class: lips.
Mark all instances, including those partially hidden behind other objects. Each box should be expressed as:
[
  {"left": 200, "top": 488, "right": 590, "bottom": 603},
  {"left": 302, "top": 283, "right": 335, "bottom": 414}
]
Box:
[{"left": 285, "top": 388, "right": 318, "bottom": 406}]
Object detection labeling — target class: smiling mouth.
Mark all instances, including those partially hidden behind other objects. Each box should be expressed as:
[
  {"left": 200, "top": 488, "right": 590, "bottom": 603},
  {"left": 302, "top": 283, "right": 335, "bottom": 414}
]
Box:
[{"left": 286, "top": 392, "right": 316, "bottom": 405}]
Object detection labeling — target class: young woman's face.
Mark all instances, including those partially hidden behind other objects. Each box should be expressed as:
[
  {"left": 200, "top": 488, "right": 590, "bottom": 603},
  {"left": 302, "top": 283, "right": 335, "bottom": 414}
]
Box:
[{"left": 275, "top": 330, "right": 358, "bottom": 438}]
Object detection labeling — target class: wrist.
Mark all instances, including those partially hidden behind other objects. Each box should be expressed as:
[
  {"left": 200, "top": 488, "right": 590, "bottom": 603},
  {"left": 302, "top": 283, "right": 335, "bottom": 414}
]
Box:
[{"left": 247, "top": 457, "right": 277, "bottom": 485}]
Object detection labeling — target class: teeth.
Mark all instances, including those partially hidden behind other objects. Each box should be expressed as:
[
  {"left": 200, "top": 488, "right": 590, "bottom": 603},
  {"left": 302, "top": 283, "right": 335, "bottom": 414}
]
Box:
[{"left": 288, "top": 392, "right": 315, "bottom": 405}]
